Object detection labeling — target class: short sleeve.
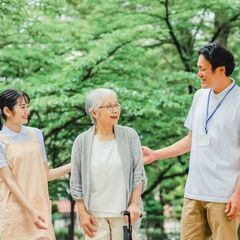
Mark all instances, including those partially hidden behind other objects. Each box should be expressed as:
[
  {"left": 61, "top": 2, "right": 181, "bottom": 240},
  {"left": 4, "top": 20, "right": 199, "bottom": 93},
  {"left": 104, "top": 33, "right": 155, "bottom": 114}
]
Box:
[
  {"left": 184, "top": 90, "right": 201, "bottom": 130},
  {"left": 0, "top": 144, "right": 8, "bottom": 168},
  {"left": 237, "top": 105, "right": 240, "bottom": 133},
  {"left": 184, "top": 103, "right": 193, "bottom": 130},
  {"left": 34, "top": 128, "right": 48, "bottom": 162}
]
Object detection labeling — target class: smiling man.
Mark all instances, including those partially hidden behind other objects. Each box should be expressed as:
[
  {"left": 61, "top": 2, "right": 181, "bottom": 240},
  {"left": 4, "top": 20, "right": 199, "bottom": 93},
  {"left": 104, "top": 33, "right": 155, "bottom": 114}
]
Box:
[{"left": 143, "top": 43, "right": 240, "bottom": 240}]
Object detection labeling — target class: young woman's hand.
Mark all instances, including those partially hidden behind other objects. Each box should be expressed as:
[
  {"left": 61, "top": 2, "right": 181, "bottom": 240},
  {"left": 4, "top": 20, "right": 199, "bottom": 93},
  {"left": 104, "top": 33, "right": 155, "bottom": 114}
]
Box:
[
  {"left": 127, "top": 203, "right": 142, "bottom": 224},
  {"left": 29, "top": 209, "right": 48, "bottom": 230},
  {"left": 78, "top": 210, "right": 98, "bottom": 237}
]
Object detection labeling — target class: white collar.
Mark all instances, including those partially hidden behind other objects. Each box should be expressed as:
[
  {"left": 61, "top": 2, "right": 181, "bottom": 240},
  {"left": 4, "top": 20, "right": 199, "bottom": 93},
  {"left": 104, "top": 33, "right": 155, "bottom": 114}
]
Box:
[
  {"left": 212, "top": 79, "right": 235, "bottom": 99},
  {"left": 1, "top": 125, "right": 28, "bottom": 137}
]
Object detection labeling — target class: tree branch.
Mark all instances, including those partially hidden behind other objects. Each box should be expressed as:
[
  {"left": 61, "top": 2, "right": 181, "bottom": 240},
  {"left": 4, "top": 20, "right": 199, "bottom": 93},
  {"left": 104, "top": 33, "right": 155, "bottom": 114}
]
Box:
[
  {"left": 81, "top": 40, "right": 131, "bottom": 81},
  {"left": 211, "top": 12, "right": 240, "bottom": 43},
  {"left": 159, "top": 0, "right": 190, "bottom": 71},
  {"left": 143, "top": 161, "right": 176, "bottom": 197}
]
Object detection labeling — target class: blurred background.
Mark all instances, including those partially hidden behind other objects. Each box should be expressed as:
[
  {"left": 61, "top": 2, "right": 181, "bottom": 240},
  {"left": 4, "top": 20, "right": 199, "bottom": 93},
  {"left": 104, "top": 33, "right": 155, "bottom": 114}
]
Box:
[{"left": 0, "top": 0, "right": 240, "bottom": 239}]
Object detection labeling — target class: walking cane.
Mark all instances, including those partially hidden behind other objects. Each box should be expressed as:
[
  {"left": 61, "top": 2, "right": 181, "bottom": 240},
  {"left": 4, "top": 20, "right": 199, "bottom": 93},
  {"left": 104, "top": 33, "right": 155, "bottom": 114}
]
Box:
[{"left": 122, "top": 210, "right": 132, "bottom": 240}]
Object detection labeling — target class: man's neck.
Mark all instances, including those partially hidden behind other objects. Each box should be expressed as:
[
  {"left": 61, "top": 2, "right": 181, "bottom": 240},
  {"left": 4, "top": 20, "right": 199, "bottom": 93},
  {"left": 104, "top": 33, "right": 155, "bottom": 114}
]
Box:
[{"left": 213, "top": 77, "right": 233, "bottom": 94}]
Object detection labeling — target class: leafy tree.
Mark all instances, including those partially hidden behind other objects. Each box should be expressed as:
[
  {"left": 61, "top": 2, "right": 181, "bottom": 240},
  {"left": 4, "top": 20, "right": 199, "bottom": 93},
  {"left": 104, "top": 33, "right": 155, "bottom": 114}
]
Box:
[{"left": 1, "top": 0, "right": 239, "bottom": 238}]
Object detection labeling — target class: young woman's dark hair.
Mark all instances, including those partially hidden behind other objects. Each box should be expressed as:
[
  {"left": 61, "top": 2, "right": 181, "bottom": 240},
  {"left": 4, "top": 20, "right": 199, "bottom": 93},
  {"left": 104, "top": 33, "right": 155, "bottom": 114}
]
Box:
[
  {"left": 198, "top": 43, "right": 235, "bottom": 76},
  {"left": 0, "top": 89, "right": 30, "bottom": 129}
]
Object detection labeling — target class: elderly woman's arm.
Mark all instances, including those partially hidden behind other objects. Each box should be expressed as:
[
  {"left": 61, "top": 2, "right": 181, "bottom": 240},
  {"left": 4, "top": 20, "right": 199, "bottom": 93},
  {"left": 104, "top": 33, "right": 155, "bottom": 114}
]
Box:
[
  {"left": 127, "top": 181, "right": 143, "bottom": 223},
  {"left": 70, "top": 137, "right": 97, "bottom": 238},
  {"left": 75, "top": 200, "right": 98, "bottom": 238},
  {"left": 127, "top": 129, "right": 147, "bottom": 224},
  {"left": 70, "top": 137, "right": 84, "bottom": 200}
]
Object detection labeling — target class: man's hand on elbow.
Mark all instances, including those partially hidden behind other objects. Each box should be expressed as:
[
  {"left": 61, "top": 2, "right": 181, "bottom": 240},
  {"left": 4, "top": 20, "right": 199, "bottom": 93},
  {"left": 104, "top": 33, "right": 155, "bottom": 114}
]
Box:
[{"left": 142, "top": 146, "right": 156, "bottom": 165}]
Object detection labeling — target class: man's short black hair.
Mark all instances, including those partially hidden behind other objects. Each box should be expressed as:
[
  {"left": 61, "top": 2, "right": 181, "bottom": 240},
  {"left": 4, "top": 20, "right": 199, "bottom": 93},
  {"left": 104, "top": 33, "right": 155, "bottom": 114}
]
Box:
[{"left": 198, "top": 43, "right": 235, "bottom": 76}]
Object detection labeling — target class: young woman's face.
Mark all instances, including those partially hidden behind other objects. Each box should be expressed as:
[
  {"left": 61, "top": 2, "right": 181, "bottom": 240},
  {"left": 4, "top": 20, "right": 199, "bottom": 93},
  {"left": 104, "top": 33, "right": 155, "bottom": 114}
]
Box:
[
  {"left": 93, "top": 95, "right": 121, "bottom": 126},
  {"left": 6, "top": 97, "right": 30, "bottom": 125}
]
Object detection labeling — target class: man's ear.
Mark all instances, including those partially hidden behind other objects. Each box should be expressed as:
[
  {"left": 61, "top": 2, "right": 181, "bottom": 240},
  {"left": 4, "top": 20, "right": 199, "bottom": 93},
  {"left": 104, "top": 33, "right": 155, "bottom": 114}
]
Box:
[{"left": 219, "top": 66, "right": 226, "bottom": 74}]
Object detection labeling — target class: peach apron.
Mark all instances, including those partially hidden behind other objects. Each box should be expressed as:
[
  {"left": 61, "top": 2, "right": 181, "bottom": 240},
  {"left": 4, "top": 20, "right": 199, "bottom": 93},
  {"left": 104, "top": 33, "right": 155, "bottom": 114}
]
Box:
[{"left": 0, "top": 129, "right": 55, "bottom": 240}]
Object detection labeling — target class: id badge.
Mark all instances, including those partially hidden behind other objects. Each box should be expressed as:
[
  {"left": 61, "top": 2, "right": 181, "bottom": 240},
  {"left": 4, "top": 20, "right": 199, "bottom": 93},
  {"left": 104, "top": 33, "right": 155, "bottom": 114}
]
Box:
[{"left": 198, "top": 134, "right": 210, "bottom": 146}]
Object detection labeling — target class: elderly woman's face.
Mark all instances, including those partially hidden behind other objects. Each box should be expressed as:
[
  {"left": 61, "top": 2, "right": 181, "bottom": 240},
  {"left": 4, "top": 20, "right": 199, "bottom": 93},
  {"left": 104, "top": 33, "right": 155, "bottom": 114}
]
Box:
[{"left": 93, "top": 95, "right": 121, "bottom": 125}]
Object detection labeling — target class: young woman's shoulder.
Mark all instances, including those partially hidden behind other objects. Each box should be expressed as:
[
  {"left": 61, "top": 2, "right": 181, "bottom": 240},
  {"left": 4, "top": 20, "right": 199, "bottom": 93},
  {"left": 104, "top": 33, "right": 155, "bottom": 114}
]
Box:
[{"left": 23, "top": 126, "right": 44, "bottom": 138}]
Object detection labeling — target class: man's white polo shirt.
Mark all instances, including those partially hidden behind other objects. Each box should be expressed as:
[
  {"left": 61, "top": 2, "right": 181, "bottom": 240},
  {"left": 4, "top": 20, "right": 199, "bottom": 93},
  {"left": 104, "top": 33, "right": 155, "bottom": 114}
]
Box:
[{"left": 184, "top": 81, "right": 240, "bottom": 203}]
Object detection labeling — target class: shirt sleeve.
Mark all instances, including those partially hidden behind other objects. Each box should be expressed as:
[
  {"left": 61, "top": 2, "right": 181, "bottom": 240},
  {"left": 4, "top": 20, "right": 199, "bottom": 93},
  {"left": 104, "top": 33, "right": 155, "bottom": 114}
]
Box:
[
  {"left": 184, "top": 90, "right": 200, "bottom": 130},
  {"left": 70, "top": 136, "right": 84, "bottom": 200},
  {"left": 130, "top": 128, "right": 147, "bottom": 192},
  {"left": 34, "top": 128, "right": 48, "bottom": 162},
  {"left": 237, "top": 105, "right": 240, "bottom": 133},
  {"left": 184, "top": 103, "right": 193, "bottom": 130},
  {"left": 0, "top": 143, "right": 8, "bottom": 168}
]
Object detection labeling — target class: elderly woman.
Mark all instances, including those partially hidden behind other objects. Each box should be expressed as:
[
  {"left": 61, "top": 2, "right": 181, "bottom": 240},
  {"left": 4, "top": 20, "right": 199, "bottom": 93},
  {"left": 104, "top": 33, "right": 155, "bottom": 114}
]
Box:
[{"left": 70, "top": 88, "right": 146, "bottom": 240}]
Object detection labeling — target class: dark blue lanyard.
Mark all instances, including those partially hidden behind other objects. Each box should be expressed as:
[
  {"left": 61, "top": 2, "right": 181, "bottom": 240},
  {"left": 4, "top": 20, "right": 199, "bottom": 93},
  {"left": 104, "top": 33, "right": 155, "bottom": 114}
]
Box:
[{"left": 205, "top": 83, "right": 236, "bottom": 134}]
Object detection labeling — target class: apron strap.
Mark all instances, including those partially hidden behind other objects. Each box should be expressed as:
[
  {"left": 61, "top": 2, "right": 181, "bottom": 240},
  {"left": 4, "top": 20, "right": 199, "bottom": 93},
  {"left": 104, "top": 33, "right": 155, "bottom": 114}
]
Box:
[{"left": 28, "top": 128, "right": 38, "bottom": 142}]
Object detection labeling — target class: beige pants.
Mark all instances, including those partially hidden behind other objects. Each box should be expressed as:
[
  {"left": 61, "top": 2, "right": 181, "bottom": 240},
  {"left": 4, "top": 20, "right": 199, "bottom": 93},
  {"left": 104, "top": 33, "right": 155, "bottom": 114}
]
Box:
[
  {"left": 84, "top": 217, "right": 139, "bottom": 240},
  {"left": 181, "top": 198, "right": 240, "bottom": 240}
]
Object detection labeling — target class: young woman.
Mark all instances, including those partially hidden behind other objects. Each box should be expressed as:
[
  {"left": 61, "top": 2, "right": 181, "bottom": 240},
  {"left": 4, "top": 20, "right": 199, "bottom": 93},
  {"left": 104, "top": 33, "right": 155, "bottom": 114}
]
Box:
[
  {"left": 70, "top": 88, "right": 146, "bottom": 240},
  {"left": 0, "top": 89, "right": 71, "bottom": 240}
]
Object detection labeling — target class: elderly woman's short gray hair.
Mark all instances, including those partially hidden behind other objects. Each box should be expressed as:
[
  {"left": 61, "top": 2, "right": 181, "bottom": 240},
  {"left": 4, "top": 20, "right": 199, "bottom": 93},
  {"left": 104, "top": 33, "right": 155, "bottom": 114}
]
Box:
[{"left": 85, "top": 88, "right": 117, "bottom": 124}]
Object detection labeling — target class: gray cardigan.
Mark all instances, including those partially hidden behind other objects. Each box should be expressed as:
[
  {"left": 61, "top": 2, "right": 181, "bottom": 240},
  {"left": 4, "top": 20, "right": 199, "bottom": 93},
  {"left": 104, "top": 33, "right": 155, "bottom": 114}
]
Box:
[{"left": 70, "top": 124, "right": 146, "bottom": 212}]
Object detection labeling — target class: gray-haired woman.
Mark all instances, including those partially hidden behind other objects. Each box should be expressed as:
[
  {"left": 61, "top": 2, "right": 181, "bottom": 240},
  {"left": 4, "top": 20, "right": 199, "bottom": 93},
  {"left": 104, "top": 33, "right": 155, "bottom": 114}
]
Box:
[{"left": 70, "top": 88, "right": 146, "bottom": 240}]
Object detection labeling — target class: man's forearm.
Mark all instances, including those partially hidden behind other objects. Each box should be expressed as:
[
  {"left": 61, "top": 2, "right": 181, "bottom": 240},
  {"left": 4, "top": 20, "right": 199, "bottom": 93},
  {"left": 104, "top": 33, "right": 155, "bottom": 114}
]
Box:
[{"left": 153, "top": 131, "right": 192, "bottom": 161}]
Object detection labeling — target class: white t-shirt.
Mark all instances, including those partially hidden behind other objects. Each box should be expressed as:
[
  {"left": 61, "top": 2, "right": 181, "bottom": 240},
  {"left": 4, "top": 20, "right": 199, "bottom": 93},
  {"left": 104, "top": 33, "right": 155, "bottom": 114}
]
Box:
[
  {"left": 0, "top": 125, "right": 48, "bottom": 168},
  {"left": 184, "top": 81, "right": 240, "bottom": 202},
  {"left": 89, "top": 136, "right": 126, "bottom": 217}
]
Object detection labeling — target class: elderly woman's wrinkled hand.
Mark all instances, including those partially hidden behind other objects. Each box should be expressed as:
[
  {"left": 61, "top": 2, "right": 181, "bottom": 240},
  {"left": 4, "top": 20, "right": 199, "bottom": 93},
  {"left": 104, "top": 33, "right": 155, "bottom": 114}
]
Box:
[
  {"left": 127, "top": 203, "right": 142, "bottom": 224},
  {"left": 78, "top": 210, "right": 98, "bottom": 237}
]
